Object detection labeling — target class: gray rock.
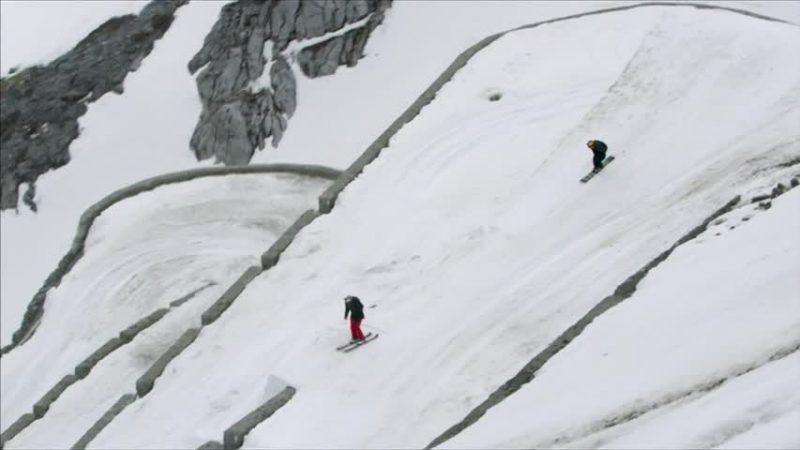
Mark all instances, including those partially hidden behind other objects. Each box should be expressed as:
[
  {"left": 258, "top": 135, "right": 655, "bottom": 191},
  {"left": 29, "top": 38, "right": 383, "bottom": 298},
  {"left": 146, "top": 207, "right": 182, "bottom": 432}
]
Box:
[
  {"left": 270, "top": 1, "right": 301, "bottom": 52},
  {"left": 188, "top": 0, "right": 391, "bottom": 167},
  {"left": 0, "top": 413, "right": 36, "bottom": 447},
  {"left": 71, "top": 393, "right": 137, "bottom": 449},
  {"left": 201, "top": 266, "right": 262, "bottom": 326},
  {"left": 751, "top": 194, "right": 771, "bottom": 203},
  {"left": 223, "top": 386, "right": 296, "bottom": 450},
  {"left": 33, "top": 374, "right": 78, "bottom": 417},
  {"left": 191, "top": 102, "right": 254, "bottom": 165},
  {"left": 22, "top": 183, "right": 37, "bottom": 212},
  {"left": 135, "top": 328, "right": 201, "bottom": 397},
  {"left": 119, "top": 309, "right": 170, "bottom": 343},
  {"left": 271, "top": 56, "right": 296, "bottom": 117},
  {"left": 297, "top": 0, "right": 391, "bottom": 79},
  {"left": 791, "top": 177, "right": 798, "bottom": 188},
  {"left": 295, "top": 1, "right": 327, "bottom": 40},
  {"left": 261, "top": 210, "right": 320, "bottom": 269},
  {"left": 75, "top": 337, "right": 125, "bottom": 378},
  {"left": 0, "top": 1, "right": 186, "bottom": 211}
]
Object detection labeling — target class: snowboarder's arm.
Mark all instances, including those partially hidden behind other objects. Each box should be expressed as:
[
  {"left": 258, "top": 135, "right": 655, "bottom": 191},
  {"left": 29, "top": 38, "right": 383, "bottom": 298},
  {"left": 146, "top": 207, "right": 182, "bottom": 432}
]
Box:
[{"left": 344, "top": 303, "right": 350, "bottom": 319}]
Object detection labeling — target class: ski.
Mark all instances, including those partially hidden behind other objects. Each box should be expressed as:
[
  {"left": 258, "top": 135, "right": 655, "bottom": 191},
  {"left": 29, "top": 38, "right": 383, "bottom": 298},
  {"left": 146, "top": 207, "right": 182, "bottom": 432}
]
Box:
[
  {"left": 580, "top": 155, "right": 615, "bottom": 183},
  {"left": 336, "top": 333, "right": 379, "bottom": 352},
  {"left": 335, "top": 332, "right": 374, "bottom": 351}
]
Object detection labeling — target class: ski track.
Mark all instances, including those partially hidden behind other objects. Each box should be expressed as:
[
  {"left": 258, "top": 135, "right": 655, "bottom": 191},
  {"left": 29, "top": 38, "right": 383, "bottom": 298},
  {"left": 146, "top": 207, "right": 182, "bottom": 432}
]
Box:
[{"left": 1, "top": 2, "right": 799, "bottom": 449}]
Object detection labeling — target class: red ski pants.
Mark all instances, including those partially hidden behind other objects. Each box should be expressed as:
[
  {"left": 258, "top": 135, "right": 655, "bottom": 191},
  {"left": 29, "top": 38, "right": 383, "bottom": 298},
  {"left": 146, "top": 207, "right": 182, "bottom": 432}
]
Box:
[{"left": 350, "top": 319, "right": 366, "bottom": 341}]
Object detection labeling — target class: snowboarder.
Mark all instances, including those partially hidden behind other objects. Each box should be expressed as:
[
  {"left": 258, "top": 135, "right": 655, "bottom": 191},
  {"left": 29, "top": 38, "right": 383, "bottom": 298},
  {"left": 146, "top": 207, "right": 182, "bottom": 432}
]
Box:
[
  {"left": 344, "top": 295, "right": 366, "bottom": 342},
  {"left": 586, "top": 139, "right": 608, "bottom": 170}
]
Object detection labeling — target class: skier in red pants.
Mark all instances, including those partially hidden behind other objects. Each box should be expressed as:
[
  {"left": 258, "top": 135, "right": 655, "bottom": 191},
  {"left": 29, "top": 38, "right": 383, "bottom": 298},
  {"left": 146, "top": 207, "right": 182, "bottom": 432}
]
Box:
[{"left": 344, "top": 296, "right": 366, "bottom": 342}]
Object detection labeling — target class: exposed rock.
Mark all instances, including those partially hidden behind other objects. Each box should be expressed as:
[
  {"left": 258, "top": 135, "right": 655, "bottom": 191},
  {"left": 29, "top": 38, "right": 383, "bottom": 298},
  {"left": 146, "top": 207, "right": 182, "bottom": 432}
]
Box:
[
  {"left": 771, "top": 182, "right": 785, "bottom": 197},
  {"left": 297, "top": 1, "right": 392, "bottom": 78},
  {"left": 22, "top": 183, "right": 37, "bottom": 213},
  {"left": 188, "top": 0, "right": 392, "bottom": 166},
  {"left": 751, "top": 194, "right": 771, "bottom": 203},
  {"left": 0, "top": 1, "right": 187, "bottom": 211},
  {"left": 271, "top": 57, "right": 296, "bottom": 117}
]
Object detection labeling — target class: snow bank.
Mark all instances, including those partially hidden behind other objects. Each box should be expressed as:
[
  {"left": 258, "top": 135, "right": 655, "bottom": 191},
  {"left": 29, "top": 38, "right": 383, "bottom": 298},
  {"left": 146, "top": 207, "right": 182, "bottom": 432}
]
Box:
[
  {"left": 86, "top": 7, "right": 799, "bottom": 449},
  {"left": 0, "top": 173, "right": 329, "bottom": 440}
]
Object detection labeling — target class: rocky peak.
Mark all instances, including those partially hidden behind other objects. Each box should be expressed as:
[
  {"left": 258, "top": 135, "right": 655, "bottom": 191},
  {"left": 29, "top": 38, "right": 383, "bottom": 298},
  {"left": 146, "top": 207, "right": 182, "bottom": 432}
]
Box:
[{"left": 188, "top": 0, "right": 392, "bottom": 166}]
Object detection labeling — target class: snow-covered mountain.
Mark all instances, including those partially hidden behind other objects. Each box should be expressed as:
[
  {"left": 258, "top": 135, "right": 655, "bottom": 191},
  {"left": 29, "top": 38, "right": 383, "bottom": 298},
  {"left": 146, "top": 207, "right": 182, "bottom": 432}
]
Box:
[{"left": 1, "top": 1, "right": 799, "bottom": 449}]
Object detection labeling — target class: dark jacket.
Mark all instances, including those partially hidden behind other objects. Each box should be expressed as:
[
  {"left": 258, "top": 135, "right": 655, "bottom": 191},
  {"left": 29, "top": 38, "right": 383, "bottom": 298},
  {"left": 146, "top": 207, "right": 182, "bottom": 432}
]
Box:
[
  {"left": 589, "top": 140, "right": 607, "bottom": 155},
  {"left": 345, "top": 297, "right": 365, "bottom": 321}
]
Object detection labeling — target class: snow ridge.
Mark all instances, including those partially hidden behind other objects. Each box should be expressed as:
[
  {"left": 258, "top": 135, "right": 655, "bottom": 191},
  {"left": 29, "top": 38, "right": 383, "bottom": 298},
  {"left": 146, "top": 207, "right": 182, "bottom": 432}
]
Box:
[
  {"left": 426, "top": 195, "right": 742, "bottom": 448},
  {"left": 1, "top": 165, "right": 340, "bottom": 356}
]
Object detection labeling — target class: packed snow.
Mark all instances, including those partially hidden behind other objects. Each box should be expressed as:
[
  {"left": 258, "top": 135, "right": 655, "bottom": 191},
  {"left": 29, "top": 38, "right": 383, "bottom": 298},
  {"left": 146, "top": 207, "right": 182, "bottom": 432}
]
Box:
[
  {"left": 444, "top": 187, "right": 800, "bottom": 449},
  {"left": 87, "top": 6, "right": 800, "bottom": 449},
  {"left": 1, "top": 1, "right": 799, "bottom": 449},
  {"left": 0, "top": 1, "right": 225, "bottom": 346},
  {"left": 2, "top": 0, "right": 796, "bottom": 346},
  {"left": 0, "top": 173, "right": 330, "bottom": 445},
  {"left": 0, "top": 0, "right": 147, "bottom": 76}
]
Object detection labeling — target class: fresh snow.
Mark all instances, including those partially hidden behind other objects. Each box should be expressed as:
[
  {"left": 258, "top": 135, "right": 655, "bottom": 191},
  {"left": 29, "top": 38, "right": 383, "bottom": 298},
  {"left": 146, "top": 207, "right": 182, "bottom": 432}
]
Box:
[
  {"left": 0, "top": 1, "right": 225, "bottom": 347},
  {"left": 85, "top": 7, "right": 800, "bottom": 449},
  {"left": 1, "top": 0, "right": 796, "bottom": 346},
  {"left": 0, "top": 0, "right": 147, "bottom": 76},
  {"left": 444, "top": 187, "right": 800, "bottom": 449},
  {"left": 0, "top": 173, "right": 330, "bottom": 442},
  {"left": 1, "top": 1, "right": 799, "bottom": 449}
]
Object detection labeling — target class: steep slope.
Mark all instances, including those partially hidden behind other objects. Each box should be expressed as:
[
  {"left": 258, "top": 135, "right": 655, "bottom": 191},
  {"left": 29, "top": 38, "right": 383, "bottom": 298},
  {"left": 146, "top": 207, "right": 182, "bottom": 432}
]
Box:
[
  {"left": 0, "top": 1, "right": 226, "bottom": 347},
  {"left": 72, "top": 7, "right": 799, "bottom": 449},
  {"left": 0, "top": 1, "right": 147, "bottom": 76},
  {"left": 0, "top": 173, "right": 330, "bottom": 448},
  {"left": 444, "top": 188, "right": 800, "bottom": 448}
]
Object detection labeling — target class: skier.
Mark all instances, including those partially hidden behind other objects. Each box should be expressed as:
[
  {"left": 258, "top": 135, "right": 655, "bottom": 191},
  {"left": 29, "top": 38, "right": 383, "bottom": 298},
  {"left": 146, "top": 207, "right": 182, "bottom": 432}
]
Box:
[
  {"left": 344, "top": 295, "right": 366, "bottom": 342},
  {"left": 586, "top": 139, "right": 608, "bottom": 170}
]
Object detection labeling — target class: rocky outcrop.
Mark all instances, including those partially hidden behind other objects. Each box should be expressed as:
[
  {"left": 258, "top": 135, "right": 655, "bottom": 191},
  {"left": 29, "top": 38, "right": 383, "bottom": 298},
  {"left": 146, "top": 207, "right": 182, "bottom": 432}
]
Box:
[
  {"left": 188, "top": 0, "right": 392, "bottom": 166},
  {"left": 296, "top": 2, "right": 390, "bottom": 78},
  {"left": 0, "top": 1, "right": 187, "bottom": 211}
]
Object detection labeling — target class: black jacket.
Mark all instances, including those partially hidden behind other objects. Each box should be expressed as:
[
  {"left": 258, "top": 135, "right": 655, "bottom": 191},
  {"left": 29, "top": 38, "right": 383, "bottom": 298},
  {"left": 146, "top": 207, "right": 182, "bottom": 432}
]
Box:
[
  {"left": 345, "top": 297, "right": 365, "bottom": 321},
  {"left": 590, "top": 140, "right": 607, "bottom": 155}
]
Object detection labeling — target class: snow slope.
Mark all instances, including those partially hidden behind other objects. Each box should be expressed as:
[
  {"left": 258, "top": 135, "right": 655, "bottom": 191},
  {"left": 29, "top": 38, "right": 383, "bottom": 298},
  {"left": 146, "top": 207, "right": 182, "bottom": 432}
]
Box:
[
  {"left": 0, "top": 0, "right": 147, "bottom": 76},
  {"left": 1, "top": 2, "right": 798, "bottom": 448},
  {"left": 2, "top": 0, "right": 795, "bottom": 347},
  {"left": 0, "top": 1, "right": 226, "bottom": 346},
  {"left": 0, "top": 173, "right": 330, "bottom": 444},
  {"left": 444, "top": 188, "right": 800, "bottom": 449},
  {"left": 69, "top": 7, "right": 797, "bottom": 449}
]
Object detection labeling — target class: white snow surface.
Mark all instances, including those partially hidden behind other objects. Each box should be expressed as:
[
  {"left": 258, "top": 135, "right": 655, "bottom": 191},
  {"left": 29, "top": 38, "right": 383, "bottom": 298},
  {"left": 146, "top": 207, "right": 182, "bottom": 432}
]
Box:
[
  {"left": 0, "top": 0, "right": 147, "bottom": 76},
  {"left": 82, "top": 7, "right": 798, "bottom": 449},
  {"left": 0, "top": 1, "right": 799, "bottom": 449},
  {"left": 0, "top": 1, "right": 226, "bottom": 346},
  {"left": 444, "top": 188, "right": 800, "bottom": 449},
  {"left": 1, "top": 0, "right": 796, "bottom": 346},
  {"left": 0, "top": 173, "right": 330, "bottom": 445}
]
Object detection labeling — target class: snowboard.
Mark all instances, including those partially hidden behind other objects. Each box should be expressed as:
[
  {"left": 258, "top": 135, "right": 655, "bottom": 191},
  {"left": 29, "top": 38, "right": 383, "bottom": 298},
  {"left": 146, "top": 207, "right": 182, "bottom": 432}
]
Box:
[
  {"left": 336, "top": 333, "right": 379, "bottom": 352},
  {"left": 580, "top": 155, "right": 615, "bottom": 183}
]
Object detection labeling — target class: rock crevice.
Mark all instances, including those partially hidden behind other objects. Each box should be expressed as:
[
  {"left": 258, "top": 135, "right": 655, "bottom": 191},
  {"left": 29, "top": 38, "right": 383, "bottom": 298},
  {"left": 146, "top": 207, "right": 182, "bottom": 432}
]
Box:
[
  {"left": 188, "top": 0, "right": 391, "bottom": 166},
  {"left": 0, "top": 0, "right": 187, "bottom": 211}
]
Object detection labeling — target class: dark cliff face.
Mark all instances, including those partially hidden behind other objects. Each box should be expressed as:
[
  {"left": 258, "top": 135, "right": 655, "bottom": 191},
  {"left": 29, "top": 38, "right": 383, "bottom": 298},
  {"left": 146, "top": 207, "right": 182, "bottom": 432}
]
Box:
[
  {"left": 188, "top": 0, "right": 392, "bottom": 166},
  {"left": 0, "top": 0, "right": 392, "bottom": 212},
  {"left": 0, "top": 1, "right": 188, "bottom": 212}
]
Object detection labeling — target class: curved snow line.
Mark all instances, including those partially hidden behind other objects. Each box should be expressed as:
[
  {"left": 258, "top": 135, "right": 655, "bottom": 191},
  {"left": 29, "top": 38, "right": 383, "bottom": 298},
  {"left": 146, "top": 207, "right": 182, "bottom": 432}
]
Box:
[
  {"left": 0, "top": 284, "right": 213, "bottom": 447},
  {"left": 318, "top": 1, "right": 794, "bottom": 214},
  {"left": 541, "top": 341, "right": 800, "bottom": 448},
  {"left": 0, "top": 164, "right": 341, "bottom": 357},
  {"left": 424, "top": 195, "right": 742, "bottom": 448}
]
